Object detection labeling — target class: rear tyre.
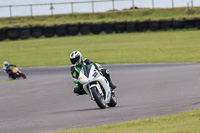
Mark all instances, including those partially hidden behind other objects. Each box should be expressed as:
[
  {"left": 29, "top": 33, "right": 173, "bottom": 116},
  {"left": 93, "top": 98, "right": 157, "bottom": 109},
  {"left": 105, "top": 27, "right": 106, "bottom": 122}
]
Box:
[
  {"left": 91, "top": 86, "right": 106, "bottom": 109},
  {"left": 107, "top": 92, "right": 117, "bottom": 107},
  {"left": 20, "top": 73, "right": 27, "bottom": 79}
]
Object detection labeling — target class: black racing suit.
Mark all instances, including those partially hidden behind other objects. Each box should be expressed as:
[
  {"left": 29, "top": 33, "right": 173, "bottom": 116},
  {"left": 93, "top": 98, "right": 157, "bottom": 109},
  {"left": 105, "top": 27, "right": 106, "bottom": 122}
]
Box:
[{"left": 70, "top": 58, "right": 115, "bottom": 95}]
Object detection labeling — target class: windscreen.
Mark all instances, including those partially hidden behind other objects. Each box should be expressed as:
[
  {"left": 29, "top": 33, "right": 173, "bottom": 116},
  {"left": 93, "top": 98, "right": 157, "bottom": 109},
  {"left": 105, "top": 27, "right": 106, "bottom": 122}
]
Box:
[{"left": 83, "top": 65, "right": 92, "bottom": 78}]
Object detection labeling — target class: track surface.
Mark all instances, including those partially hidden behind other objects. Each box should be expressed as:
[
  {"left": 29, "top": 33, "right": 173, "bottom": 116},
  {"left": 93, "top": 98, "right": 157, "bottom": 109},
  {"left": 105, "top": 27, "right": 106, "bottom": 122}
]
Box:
[{"left": 0, "top": 63, "right": 200, "bottom": 133}]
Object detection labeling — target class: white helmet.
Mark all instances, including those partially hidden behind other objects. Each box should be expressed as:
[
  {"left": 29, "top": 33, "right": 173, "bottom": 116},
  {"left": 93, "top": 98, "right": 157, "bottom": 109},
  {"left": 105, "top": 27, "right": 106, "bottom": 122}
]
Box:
[
  {"left": 4, "top": 61, "right": 9, "bottom": 66},
  {"left": 70, "top": 51, "right": 82, "bottom": 66}
]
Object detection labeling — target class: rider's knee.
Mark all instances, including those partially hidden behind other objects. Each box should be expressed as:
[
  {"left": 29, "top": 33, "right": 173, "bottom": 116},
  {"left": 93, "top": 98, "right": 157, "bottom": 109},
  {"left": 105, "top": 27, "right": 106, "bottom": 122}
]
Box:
[
  {"left": 74, "top": 87, "right": 86, "bottom": 95},
  {"left": 101, "top": 68, "right": 110, "bottom": 76},
  {"left": 74, "top": 88, "right": 79, "bottom": 93}
]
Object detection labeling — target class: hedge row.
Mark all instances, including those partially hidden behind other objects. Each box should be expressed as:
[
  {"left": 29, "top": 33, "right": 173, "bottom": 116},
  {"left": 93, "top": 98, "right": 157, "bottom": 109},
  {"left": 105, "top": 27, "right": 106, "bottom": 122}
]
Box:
[{"left": 1, "top": 19, "right": 200, "bottom": 41}]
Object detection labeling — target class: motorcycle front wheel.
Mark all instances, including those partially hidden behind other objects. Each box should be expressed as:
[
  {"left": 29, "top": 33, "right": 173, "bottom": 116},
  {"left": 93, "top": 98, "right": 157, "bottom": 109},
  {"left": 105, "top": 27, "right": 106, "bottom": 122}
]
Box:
[
  {"left": 20, "top": 73, "right": 27, "bottom": 79},
  {"left": 91, "top": 86, "right": 106, "bottom": 109}
]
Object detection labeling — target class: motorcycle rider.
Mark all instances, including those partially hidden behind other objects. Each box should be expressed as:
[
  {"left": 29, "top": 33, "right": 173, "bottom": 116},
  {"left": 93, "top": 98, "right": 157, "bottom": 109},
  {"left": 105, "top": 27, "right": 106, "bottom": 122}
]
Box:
[
  {"left": 3, "top": 61, "right": 17, "bottom": 79},
  {"left": 70, "top": 51, "right": 116, "bottom": 95}
]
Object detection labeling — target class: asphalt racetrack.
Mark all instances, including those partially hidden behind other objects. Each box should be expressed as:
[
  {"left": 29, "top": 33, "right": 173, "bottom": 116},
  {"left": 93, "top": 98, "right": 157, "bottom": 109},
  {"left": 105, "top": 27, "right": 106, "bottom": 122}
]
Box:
[{"left": 0, "top": 63, "right": 200, "bottom": 133}]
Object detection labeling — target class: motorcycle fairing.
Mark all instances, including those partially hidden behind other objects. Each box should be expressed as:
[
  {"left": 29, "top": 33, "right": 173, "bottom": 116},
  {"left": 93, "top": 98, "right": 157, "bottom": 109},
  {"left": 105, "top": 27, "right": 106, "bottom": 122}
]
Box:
[{"left": 80, "top": 65, "right": 112, "bottom": 104}]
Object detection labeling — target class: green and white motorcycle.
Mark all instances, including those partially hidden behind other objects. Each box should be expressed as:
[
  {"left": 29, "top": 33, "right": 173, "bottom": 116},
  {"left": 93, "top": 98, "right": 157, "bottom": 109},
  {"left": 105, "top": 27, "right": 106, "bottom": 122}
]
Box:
[{"left": 78, "top": 65, "right": 117, "bottom": 109}]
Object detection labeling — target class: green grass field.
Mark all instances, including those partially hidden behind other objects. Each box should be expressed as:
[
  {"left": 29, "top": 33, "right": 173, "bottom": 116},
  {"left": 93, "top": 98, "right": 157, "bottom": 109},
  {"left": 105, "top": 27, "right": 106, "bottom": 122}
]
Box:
[
  {"left": 1, "top": 7, "right": 200, "bottom": 28},
  {"left": 0, "top": 29, "right": 200, "bottom": 67},
  {"left": 51, "top": 109, "right": 200, "bottom": 133}
]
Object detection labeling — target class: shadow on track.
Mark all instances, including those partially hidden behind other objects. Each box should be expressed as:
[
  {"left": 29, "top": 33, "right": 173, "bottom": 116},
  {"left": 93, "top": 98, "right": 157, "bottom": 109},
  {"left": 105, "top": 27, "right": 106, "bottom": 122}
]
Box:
[
  {"left": 49, "top": 105, "right": 125, "bottom": 115},
  {"left": 49, "top": 108, "right": 100, "bottom": 114}
]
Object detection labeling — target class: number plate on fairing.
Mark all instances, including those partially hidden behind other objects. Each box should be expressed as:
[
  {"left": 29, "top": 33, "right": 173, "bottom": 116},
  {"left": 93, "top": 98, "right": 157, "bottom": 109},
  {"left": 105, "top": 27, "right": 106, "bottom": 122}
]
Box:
[{"left": 93, "top": 72, "right": 98, "bottom": 77}]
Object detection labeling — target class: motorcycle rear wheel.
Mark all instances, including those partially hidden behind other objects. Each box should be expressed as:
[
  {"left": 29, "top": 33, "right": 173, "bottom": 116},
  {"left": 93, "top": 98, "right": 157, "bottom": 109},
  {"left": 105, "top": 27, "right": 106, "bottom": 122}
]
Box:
[
  {"left": 11, "top": 75, "right": 16, "bottom": 80},
  {"left": 91, "top": 86, "right": 106, "bottom": 109},
  {"left": 107, "top": 92, "right": 117, "bottom": 107}
]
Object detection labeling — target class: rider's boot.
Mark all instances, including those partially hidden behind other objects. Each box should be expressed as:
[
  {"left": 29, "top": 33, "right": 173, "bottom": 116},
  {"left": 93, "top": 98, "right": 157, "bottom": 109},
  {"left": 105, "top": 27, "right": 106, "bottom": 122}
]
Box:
[
  {"left": 101, "top": 68, "right": 117, "bottom": 90},
  {"left": 106, "top": 72, "right": 117, "bottom": 90},
  {"left": 109, "top": 81, "right": 117, "bottom": 90}
]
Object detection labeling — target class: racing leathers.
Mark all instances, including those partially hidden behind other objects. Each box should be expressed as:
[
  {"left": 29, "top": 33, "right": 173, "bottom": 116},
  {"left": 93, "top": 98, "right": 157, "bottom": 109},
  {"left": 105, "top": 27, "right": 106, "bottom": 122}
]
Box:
[
  {"left": 3, "top": 64, "right": 16, "bottom": 78},
  {"left": 70, "top": 58, "right": 116, "bottom": 95}
]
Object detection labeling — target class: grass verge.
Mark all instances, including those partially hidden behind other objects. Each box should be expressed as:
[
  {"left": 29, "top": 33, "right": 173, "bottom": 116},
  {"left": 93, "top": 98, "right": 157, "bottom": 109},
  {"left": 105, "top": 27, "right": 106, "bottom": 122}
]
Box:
[
  {"left": 1, "top": 7, "right": 200, "bottom": 28},
  {"left": 0, "top": 79, "right": 24, "bottom": 82},
  {"left": 0, "top": 29, "right": 200, "bottom": 67},
  {"left": 51, "top": 109, "right": 200, "bottom": 133}
]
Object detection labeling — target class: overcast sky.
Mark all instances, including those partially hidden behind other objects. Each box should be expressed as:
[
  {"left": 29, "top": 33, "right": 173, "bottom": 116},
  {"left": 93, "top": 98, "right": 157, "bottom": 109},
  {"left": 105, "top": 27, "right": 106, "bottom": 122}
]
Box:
[{"left": 0, "top": 0, "right": 198, "bottom": 7}]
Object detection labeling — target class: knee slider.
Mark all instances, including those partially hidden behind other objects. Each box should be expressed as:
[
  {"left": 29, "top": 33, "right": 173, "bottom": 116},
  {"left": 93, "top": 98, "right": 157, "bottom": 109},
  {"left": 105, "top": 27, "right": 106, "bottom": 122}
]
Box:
[{"left": 106, "top": 69, "right": 110, "bottom": 74}]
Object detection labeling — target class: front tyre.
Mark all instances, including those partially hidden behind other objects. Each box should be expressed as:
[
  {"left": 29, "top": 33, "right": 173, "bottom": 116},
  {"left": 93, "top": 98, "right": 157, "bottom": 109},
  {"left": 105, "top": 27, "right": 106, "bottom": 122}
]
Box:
[
  {"left": 91, "top": 86, "right": 106, "bottom": 109},
  {"left": 20, "top": 73, "right": 27, "bottom": 79},
  {"left": 107, "top": 92, "right": 117, "bottom": 107}
]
